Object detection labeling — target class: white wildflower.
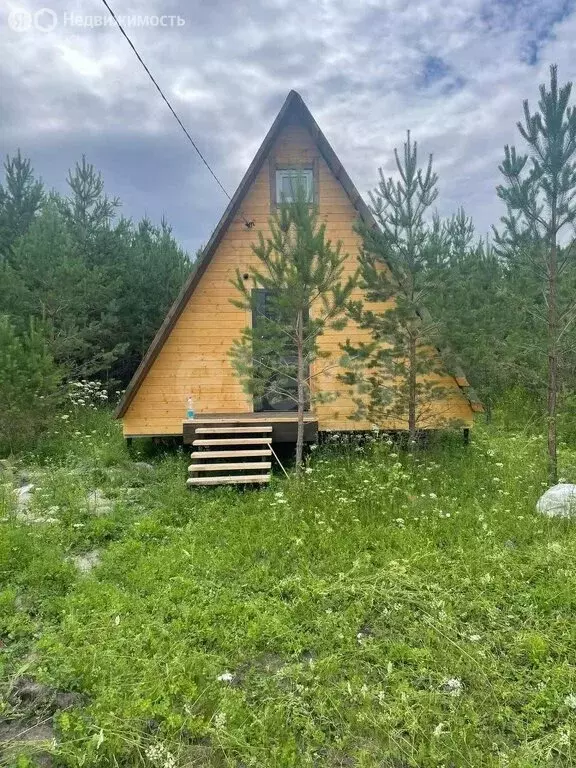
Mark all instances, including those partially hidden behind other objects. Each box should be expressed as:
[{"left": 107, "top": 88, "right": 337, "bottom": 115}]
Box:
[
  {"left": 565, "top": 693, "right": 576, "bottom": 709},
  {"left": 433, "top": 722, "right": 447, "bottom": 737},
  {"left": 217, "top": 671, "right": 234, "bottom": 683},
  {"left": 469, "top": 634, "right": 482, "bottom": 642},
  {"left": 145, "top": 743, "right": 177, "bottom": 768}
]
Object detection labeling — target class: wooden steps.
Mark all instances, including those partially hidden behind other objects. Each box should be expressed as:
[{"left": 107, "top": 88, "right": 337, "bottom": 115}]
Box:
[
  {"left": 188, "top": 422, "right": 273, "bottom": 488},
  {"left": 190, "top": 449, "right": 272, "bottom": 459},
  {"left": 195, "top": 426, "right": 273, "bottom": 435},
  {"left": 193, "top": 438, "right": 272, "bottom": 446},
  {"left": 188, "top": 462, "right": 271, "bottom": 473},
  {"left": 187, "top": 474, "right": 270, "bottom": 486}
]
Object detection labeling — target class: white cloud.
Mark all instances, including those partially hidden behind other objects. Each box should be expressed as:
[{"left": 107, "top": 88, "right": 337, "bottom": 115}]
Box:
[{"left": 1, "top": 0, "right": 575, "bottom": 250}]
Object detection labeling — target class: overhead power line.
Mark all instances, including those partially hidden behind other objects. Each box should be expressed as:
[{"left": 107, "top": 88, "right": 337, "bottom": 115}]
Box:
[{"left": 100, "top": 0, "right": 232, "bottom": 203}]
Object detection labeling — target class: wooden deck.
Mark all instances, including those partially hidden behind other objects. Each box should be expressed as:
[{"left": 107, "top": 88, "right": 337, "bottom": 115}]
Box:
[{"left": 183, "top": 412, "right": 318, "bottom": 444}]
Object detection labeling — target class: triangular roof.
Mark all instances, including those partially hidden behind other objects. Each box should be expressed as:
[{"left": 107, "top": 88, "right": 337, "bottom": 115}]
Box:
[{"left": 116, "top": 90, "right": 482, "bottom": 418}]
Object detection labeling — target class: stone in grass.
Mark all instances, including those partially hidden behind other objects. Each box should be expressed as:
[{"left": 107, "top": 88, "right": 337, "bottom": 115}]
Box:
[
  {"left": 18, "top": 470, "right": 33, "bottom": 486},
  {"left": 86, "top": 489, "right": 113, "bottom": 516},
  {"left": 133, "top": 461, "right": 155, "bottom": 473},
  {"left": 14, "top": 483, "right": 35, "bottom": 522},
  {"left": 536, "top": 484, "right": 576, "bottom": 519},
  {"left": 230, "top": 653, "right": 286, "bottom": 688},
  {"left": 71, "top": 550, "right": 101, "bottom": 574},
  {"left": 15, "top": 483, "right": 35, "bottom": 509}
]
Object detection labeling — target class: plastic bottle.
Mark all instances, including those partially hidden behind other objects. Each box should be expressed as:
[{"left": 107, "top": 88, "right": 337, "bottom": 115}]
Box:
[{"left": 186, "top": 395, "right": 195, "bottom": 420}]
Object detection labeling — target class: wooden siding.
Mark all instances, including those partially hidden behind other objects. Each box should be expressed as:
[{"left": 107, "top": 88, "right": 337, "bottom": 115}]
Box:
[{"left": 122, "top": 120, "right": 473, "bottom": 436}]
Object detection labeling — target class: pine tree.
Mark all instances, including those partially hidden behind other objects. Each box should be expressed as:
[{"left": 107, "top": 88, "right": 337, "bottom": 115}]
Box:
[
  {"left": 113, "top": 217, "right": 191, "bottom": 383},
  {"left": 0, "top": 150, "right": 44, "bottom": 255},
  {"left": 0, "top": 152, "right": 191, "bottom": 388},
  {"left": 229, "top": 186, "right": 356, "bottom": 469},
  {"left": 60, "top": 155, "right": 119, "bottom": 237},
  {"left": 424, "top": 214, "right": 513, "bottom": 420},
  {"left": 342, "top": 132, "right": 457, "bottom": 445},
  {"left": 494, "top": 65, "right": 576, "bottom": 484},
  {"left": 0, "top": 315, "right": 61, "bottom": 454}
]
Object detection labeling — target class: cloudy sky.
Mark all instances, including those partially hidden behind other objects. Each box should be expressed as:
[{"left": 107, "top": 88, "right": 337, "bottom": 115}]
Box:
[{"left": 1, "top": 0, "right": 575, "bottom": 255}]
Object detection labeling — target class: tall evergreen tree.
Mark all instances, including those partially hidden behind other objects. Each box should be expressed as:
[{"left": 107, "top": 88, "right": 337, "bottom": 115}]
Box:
[
  {"left": 0, "top": 315, "right": 61, "bottom": 454},
  {"left": 0, "top": 153, "right": 191, "bottom": 387},
  {"left": 424, "top": 214, "right": 514, "bottom": 419},
  {"left": 113, "top": 217, "right": 190, "bottom": 383},
  {"left": 342, "top": 132, "right": 457, "bottom": 444},
  {"left": 59, "top": 155, "right": 119, "bottom": 237},
  {"left": 494, "top": 64, "right": 576, "bottom": 483},
  {"left": 230, "top": 186, "right": 356, "bottom": 469},
  {"left": 0, "top": 150, "right": 44, "bottom": 255}
]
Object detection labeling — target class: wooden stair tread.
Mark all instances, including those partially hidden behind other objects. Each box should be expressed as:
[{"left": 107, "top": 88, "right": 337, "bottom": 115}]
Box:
[
  {"left": 188, "top": 462, "right": 271, "bottom": 472},
  {"left": 193, "top": 438, "right": 272, "bottom": 446},
  {"left": 191, "top": 449, "right": 272, "bottom": 459},
  {"left": 195, "top": 426, "right": 273, "bottom": 434},
  {"left": 187, "top": 474, "right": 271, "bottom": 486}
]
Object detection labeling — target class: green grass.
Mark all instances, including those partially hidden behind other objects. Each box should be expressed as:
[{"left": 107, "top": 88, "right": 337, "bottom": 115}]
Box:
[{"left": 1, "top": 412, "right": 576, "bottom": 766}]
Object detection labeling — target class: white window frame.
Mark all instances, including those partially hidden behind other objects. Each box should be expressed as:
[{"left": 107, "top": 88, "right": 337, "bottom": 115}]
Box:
[{"left": 275, "top": 168, "right": 314, "bottom": 204}]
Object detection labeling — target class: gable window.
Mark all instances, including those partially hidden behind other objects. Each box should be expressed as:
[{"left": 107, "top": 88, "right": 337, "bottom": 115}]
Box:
[{"left": 275, "top": 168, "right": 314, "bottom": 204}]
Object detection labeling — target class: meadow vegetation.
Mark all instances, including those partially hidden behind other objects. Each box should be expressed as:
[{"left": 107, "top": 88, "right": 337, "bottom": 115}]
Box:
[{"left": 1, "top": 405, "right": 575, "bottom": 767}]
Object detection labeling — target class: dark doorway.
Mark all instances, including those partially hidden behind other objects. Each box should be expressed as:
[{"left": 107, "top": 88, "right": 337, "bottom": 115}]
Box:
[{"left": 251, "top": 289, "right": 309, "bottom": 412}]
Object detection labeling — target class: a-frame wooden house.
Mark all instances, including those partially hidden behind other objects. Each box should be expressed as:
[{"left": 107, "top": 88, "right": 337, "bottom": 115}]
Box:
[{"left": 116, "top": 91, "right": 481, "bottom": 483}]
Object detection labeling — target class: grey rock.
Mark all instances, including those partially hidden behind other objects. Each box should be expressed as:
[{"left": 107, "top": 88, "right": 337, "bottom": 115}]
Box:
[
  {"left": 15, "top": 483, "right": 34, "bottom": 509},
  {"left": 19, "top": 471, "right": 31, "bottom": 486},
  {"left": 72, "top": 550, "right": 101, "bottom": 573},
  {"left": 86, "top": 489, "right": 113, "bottom": 515},
  {"left": 133, "top": 461, "right": 154, "bottom": 472},
  {"left": 537, "top": 484, "right": 576, "bottom": 519}
]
